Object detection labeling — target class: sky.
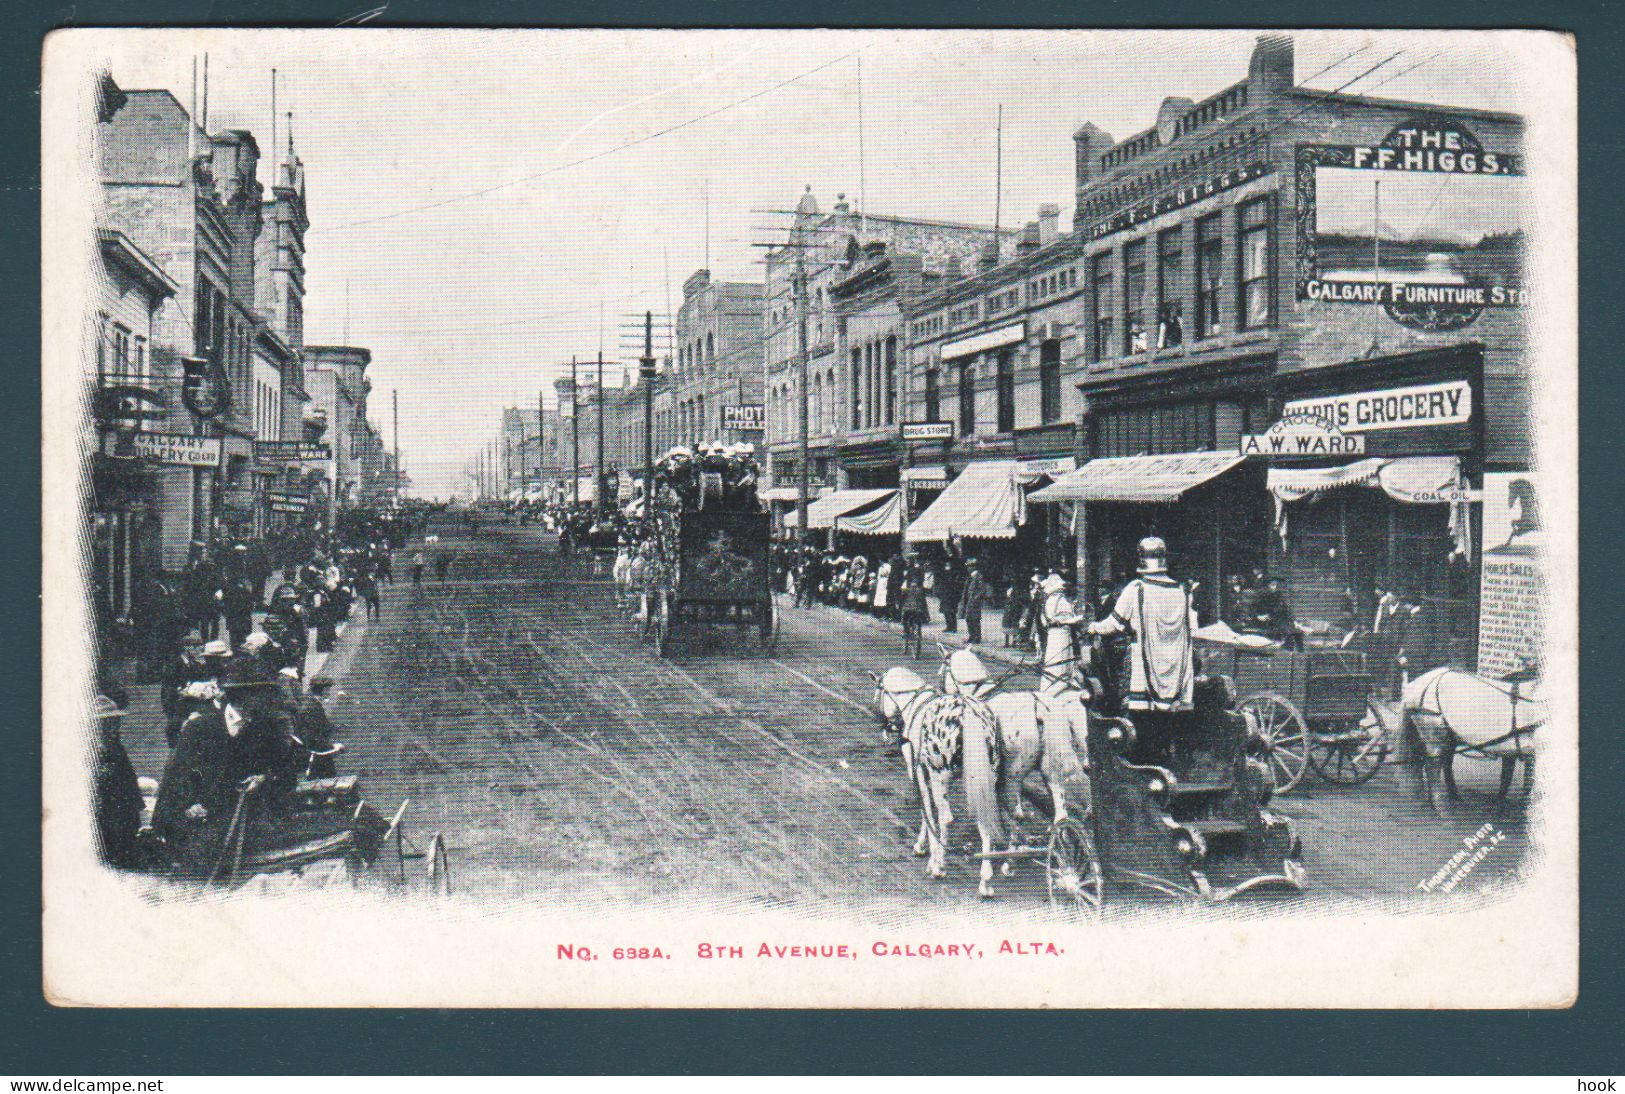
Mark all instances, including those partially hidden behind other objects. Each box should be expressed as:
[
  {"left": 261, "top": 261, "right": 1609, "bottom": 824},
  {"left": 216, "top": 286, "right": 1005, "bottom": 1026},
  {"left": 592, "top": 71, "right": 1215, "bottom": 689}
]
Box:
[{"left": 89, "top": 28, "right": 1538, "bottom": 497}]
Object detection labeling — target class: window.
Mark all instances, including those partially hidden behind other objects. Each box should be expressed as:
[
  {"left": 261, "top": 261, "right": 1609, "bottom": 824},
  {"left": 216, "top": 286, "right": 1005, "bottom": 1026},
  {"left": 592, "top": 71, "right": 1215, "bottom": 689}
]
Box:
[
  {"left": 133, "top": 336, "right": 147, "bottom": 385},
  {"left": 884, "top": 336, "right": 897, "bottom": 424},
  {"left": 851, "top": 347, "right": 863, "bottom": 429},
  {"left": 1039, "top": 339, "right": 1062, "bottom": 424},
  {"left": 1196, "top": 212, "right": 1224, "bottom": 339},
  {"left": 1157, "top": 227, "right": 1185, "bottom": 348},
  {"left": 1238, "top": 198, "right": 1272, "bottom": 330},
  {"left": 958, "top": 358, "right": 976, "bottom": 436},
  {"left": 995, "top": 348, "right": 1015, "bottom": 433},
  {"left": 111, "top": 324, "right": 132, "bottom": 376},
  {"left": 924, "top": 367, "right": 940, "bottom": 423},
  {"left": 1124, "top": 239, "right": 1149, "bottom": 355},
  {"left": 1090, "top": 251, "right": 1115, "bottom": 361}
]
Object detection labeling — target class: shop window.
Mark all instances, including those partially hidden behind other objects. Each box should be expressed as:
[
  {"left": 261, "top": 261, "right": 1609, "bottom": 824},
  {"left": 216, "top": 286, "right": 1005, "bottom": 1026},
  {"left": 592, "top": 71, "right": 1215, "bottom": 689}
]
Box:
[
  {"left": 1090, "top": 251, "right": 1114, "bottom": 362},
  {"left": 1123, "top": 239, "right": 1149, "bottom": 355},
  {"left": 1239, "top": 198, "right": 1273, "bottom": 330},
  {"left": 924, "top": 367, "right": 940, "bottom": 422},
  {"left": 958, "top": 359, "right": 976, "bottom": 436},
  {"left": 1196, "top": 212, "right": 1224, "bottom": 339},
  {"left": 995, "top": 348, "right": 1015, "bottom": 433},
  {"left": 1158, "top": 226, "right": 1185, "bottom": 348},
  {"left": 1039, "top": 339, "right": 1062, "bottom": 424}
]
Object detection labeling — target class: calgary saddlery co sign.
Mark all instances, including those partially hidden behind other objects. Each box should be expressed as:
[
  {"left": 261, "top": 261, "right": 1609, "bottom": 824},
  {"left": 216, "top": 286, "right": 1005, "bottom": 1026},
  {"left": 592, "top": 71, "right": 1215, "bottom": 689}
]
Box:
[{"left": 1295, "top": 116, "right": 1526, "bottom": 331}]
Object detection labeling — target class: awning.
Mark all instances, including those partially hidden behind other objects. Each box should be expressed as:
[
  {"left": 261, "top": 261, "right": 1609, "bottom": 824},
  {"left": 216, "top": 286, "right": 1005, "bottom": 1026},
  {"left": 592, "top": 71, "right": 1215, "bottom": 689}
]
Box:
[
  {"left": 1030, "top": 452, "right": 1244, "bottom": 504},
  {"left": 901, "top": 464, "right": 949, "bottom": 485},
  {"left": 761, "top": 485, "right": 826, "bottom": 503},
  {"left": 785, "top": 488, "right": 895, "bottom": 530},
  {"left": 1267, "top": 456, "right": 1464, "bottom": 503},
  {"left": 906, "top": 460, "right": 1023, "bottom": 542},
  {"left": 836, "top": 491, "right": 903, "bottom": 536}
]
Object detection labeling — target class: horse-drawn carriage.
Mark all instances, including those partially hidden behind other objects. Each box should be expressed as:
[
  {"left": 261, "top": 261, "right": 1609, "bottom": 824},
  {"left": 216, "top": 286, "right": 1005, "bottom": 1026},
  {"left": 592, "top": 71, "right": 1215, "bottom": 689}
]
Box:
[
  {"left": 641, "top": 502, "right": 777, "bottom": 658},
  {"left": 1193, "top": 627, "right": 1392, "bottom": 793},
  {"left": 876, "top": 639, "right": 1305, "bottom": 914}
]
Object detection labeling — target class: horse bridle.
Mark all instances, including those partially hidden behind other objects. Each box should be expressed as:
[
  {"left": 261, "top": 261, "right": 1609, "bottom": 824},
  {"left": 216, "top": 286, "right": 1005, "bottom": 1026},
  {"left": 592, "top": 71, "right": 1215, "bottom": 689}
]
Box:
[{"left": 878, "top": 684, "right": 931, "bottom": 746}]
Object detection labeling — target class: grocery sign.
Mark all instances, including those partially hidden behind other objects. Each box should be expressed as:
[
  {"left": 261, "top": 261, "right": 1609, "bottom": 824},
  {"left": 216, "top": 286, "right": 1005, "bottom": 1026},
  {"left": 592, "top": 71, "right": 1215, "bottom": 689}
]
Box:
[{"left": 1242, "top": 412, "right": 1366, "bottom": 457}]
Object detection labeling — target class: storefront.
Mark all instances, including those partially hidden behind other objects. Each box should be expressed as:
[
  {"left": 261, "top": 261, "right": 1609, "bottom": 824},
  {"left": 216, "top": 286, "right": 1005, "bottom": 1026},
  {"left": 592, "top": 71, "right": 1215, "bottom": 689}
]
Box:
[
  {"left": 1261, "top": 345, "right": 1485, "bottom": 670},
  {"left": 784, "top": 488, "right": 896, "bottom": 547},
  {"left": 1032, "top": 452, "right": 1264, "bottom": 619},
  {"left": 905, "top": 457, "right": 1076, "bottom": 586}
]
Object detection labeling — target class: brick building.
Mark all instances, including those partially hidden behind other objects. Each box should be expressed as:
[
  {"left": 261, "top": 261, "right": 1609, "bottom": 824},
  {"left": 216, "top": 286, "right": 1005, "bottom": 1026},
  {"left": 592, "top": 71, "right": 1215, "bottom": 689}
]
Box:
[
  {"left": 762, "top": 187, "right": 1014, "bottom": 536},
  {"left": 1019, "top": 34, "right": 1526, "bottom": 671},
  {"left": 304, "top": 346, "right": 374, "bottom": 522},
  {"left": 670, "top": 269, "right": 764, "bottom": 449}
]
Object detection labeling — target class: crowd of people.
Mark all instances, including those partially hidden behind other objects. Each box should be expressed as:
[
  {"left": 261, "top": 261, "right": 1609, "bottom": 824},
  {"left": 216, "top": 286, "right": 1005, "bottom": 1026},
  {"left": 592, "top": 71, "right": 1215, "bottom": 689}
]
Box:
[{"left": 91, "top": 506, "right": 421, "bottom": 874}]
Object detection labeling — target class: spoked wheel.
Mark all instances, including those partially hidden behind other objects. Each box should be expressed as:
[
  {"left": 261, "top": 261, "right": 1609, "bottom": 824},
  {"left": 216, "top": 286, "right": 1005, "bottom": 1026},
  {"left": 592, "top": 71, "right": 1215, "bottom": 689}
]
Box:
[
  {"left": 1240, "top": 691, "right": 1310, "bottom": 793},
  {"left": 426, "top": 832, "right": 452, "bottom": 896},
  {"left": 1045, "top": 817, "right": 1104, "bottom": 916},
  {"left": 1308, "top": 720, "right": 1389, "bottom": 785}
]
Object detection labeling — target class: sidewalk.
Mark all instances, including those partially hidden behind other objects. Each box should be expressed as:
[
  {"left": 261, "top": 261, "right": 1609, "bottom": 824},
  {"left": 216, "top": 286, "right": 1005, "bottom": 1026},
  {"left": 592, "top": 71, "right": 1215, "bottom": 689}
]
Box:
[{"left": 775, "top": 592, "right": 1039, "bottom": 675}]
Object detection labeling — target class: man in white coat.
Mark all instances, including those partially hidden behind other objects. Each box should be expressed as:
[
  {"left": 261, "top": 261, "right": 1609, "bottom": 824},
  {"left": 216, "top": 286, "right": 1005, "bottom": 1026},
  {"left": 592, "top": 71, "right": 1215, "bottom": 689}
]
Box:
[{"left": 1087, "top": 537, "right": 1197, "bottom": 712}]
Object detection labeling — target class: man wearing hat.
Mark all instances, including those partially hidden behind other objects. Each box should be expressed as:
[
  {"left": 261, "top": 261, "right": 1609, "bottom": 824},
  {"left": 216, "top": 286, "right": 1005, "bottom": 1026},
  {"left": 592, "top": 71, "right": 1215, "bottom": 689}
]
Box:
[
  {"left": 151, "top": 654, "right": 303, "bottom": 874},
  {"left": 92, "top": 693, "right": 144, "bottom": 869},
  {"left": 160, "top": 632, "right": 212, "bottom": 746},
  {"left": 1087, "top": 536, "right": 1198, "bottom": 714}
]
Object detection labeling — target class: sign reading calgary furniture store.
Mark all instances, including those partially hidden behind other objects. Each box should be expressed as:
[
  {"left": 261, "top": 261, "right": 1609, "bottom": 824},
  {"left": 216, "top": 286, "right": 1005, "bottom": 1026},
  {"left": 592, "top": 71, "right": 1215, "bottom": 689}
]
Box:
[
  {"left": 1296, "top": 116, "right": 1526, "bottom": 331},
  {"left": 131, "top": 432, "right": 222, "bottom": 467}
]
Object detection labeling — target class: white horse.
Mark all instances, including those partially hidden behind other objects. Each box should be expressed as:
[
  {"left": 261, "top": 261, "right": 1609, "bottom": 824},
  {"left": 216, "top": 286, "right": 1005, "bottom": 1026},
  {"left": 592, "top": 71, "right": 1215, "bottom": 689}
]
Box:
[
  {"left": 870, "top": 666, "right": 1007, "bottom": 898},
  {"left": 936, "top": 646, "right": 1090, "bottom": 837},
  {"left": 1399, "top": 665, "right": 1543, "bottom": 817}
]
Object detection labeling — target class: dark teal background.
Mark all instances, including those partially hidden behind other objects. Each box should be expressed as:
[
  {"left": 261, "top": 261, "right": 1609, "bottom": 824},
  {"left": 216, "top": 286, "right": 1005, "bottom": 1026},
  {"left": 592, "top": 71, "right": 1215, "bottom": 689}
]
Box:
[{"left": 6, "top": 2, "right": 1618, "bottom": 1074}]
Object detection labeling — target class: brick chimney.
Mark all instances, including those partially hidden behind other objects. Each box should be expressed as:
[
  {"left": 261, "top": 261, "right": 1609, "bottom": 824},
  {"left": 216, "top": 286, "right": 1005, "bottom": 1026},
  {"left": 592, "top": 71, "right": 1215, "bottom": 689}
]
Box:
[
  {"left": 1249, "top": 34, "right": 1294, "bottom": 97},
  {"left": 1037, "top": 203, "right": 1060, "bottom": 245},
  {"left": 1016, "top": 221, "right": 1040, "bottom": 255},
  {"left": 978, "top": 240, "right": 1000, "bottom": 271},
  {"left": 1072, "top": 122, "right": 1113, "bottom": 205}
]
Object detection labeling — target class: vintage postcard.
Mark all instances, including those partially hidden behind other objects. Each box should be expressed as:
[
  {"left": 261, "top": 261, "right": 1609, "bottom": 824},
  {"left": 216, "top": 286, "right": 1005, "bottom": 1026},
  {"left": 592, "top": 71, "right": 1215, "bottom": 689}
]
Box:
[{"left": 40, "top": 27, "right": 1576, "bottom": 1008}]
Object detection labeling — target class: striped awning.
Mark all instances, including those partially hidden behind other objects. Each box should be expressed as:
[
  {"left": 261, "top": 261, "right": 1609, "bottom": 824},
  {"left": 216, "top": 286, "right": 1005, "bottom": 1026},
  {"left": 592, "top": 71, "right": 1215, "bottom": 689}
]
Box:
[
  {"left": 1030, "top": 452, "right": 1244, "bottom": 504},
  {"left": 836, "top": 491, "right": 903, "bottom": 536},
  {"left": 784, "top": 488, "right": 895, "bottom": 530},
  {"left": 906, "top": 460, "right": 1024, "bottom": 542}
]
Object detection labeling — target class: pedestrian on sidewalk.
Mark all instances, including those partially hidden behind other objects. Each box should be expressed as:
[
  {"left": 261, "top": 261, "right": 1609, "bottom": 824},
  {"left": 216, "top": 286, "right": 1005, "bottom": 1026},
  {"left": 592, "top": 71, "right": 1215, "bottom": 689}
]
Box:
[
  {"left": 1002, "top": 576, "right": 1030, "bottom": 648},
  {"left": 937, "top": 536, "right": 966, "bottom": 634},
  {"left": 355, "top": 571, "right": 380, "bottom": 620},
  {"left": 221, "top": 574, "right": 257, "bottom": 651},
  {"left": 900, "top": 564, "right": 929, "bottom": 660},
  {"left": 411, "top": 551, "right": 426, "bottom": 586},
  {"left": 434, "top": 553, "right": 452, "bottom": 581},
  {"left": 960, "top": 560, "right": 990, "bottom": 645}
]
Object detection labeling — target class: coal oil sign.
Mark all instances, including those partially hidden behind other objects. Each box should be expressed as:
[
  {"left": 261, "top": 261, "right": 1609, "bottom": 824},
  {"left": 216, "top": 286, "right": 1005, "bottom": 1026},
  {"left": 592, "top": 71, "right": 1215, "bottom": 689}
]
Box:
[{"left": 1296, "top": 117, "right": 1525, "bottom": 331}]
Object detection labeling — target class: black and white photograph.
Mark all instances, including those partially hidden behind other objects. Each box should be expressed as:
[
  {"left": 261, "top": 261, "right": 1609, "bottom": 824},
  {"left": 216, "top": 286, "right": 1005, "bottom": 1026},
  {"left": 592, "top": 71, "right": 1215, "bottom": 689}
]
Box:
[{"left": 39, "top": 27, "right": 1576, "bottom": 1008}]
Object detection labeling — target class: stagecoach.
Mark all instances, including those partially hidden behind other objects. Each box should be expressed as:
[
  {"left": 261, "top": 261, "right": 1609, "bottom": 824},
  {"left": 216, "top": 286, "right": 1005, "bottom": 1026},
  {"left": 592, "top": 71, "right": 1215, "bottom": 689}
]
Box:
[{"left": 641, "top": 502, "right": 778, "bottom": 658}]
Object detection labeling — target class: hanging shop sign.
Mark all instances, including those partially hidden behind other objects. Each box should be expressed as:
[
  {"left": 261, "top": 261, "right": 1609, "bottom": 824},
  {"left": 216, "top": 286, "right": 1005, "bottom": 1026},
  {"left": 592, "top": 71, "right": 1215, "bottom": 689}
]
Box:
[
  {"left": 130, "top": 432, "right": 222, "bottom": 467},
  {"left": 1015, "top": 456, "right": 1078, "bottom": 478},
  {"left": 941, "top": 321, "right": 1026, "bottom": 362},
  {"left": 1283, "top": 380, "right": 1473, "bottom": 434},
  {"left": 901, "top": 421, "right": 954, "bottom": 443},
  {"left": 1295, "top": 117, "right": 1525, "bottom": 332},
  {"left": 265, "top": 489, "right": 308, "bottom": 506},
  {"left": 1243, "top": 412, "right": 1366, "bottom": 457},
  {"left": 180, "top": 355, "right": 232, "bottom": 418},
  {"left": 722, "top": 405, "right": 765, "bottom": 431},
  {"left": 1477, "top": 471, "right": 1543, "bottom": 678},
  {"left": 254, "top": 440, "right": 332, "bottom": 461},
  {"left": 269, "top": 499, "right": 309, "bottom": 514},
  {"left": 1088, "top": 162, "right": 1272, "bottom": 241}
]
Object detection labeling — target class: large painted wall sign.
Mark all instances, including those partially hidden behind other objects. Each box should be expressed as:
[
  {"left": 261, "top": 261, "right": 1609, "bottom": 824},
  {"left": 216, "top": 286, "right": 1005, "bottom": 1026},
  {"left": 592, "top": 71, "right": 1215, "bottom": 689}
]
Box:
[{"left": 1295, "top": 116, "right": 1526, "bottom": 332}]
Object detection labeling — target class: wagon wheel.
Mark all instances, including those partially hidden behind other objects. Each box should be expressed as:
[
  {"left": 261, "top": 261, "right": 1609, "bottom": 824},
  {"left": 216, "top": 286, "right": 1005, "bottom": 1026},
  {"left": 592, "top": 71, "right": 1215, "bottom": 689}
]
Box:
[
  {"left": 1240, "top": 691, "right": 1310, "bottom": 793},
  {"left": 655, "top": 592, "right": 673, "bottom": 659},
  {"left": 1045, "top": 817, "right": 1104, "bottom": 916},
  {"left": 1308, "top": 719, "right": 1389, "bottom": 785},
  {"left": 426, "top": 832, "right": 452, "bottom": 896}
]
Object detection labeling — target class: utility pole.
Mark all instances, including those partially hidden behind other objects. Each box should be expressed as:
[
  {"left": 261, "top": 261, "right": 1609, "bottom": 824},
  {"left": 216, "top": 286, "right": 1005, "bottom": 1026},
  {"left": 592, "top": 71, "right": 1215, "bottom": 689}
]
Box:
[
  {"left": 795, "top": 244, "right": 810, "bottom": 544},
  {"left": 392, "top": 388, "right": 400, "bottom": 507},
  {"left": 570, "top": 355, "right": 580, "bottom": 507},
  {"left": 537, "top": 389, "right": 546, "bottom": 493},
  {"left": 641, "top": 311, "right": 655, "bottom": 504},
  {"left": 596, "top": 349, "right": 605, "bottom": 519}
]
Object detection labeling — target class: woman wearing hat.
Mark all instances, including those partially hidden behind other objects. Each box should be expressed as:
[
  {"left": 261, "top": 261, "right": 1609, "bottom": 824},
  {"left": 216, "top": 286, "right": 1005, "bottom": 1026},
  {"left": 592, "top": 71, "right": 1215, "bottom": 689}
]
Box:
[{"left": 1037, "top": 572, "right": 1088, "bottom": 696}]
